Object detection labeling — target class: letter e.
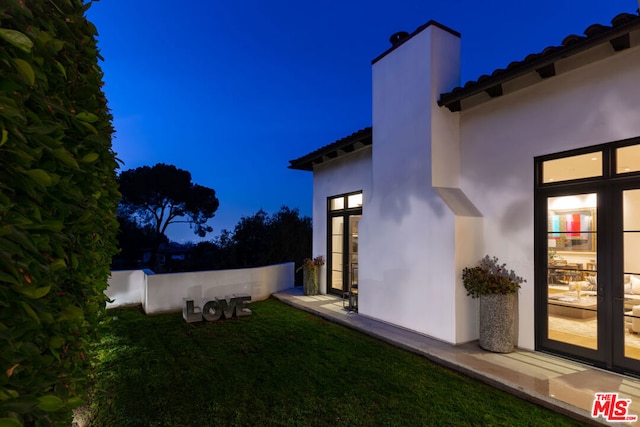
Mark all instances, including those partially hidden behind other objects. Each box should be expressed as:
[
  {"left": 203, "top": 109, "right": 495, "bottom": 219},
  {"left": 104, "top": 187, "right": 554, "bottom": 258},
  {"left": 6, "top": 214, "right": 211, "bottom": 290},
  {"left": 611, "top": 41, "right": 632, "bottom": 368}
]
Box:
[{"left": 233, "top": 294, "right": 252, "bottom": 317}]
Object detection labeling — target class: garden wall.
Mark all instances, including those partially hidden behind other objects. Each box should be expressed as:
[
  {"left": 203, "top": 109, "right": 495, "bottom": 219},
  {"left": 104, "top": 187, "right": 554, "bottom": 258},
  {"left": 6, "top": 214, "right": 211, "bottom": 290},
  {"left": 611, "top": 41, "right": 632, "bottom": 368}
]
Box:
[{"left": 107, "top": 263, "right": 294, "bottom": 314}]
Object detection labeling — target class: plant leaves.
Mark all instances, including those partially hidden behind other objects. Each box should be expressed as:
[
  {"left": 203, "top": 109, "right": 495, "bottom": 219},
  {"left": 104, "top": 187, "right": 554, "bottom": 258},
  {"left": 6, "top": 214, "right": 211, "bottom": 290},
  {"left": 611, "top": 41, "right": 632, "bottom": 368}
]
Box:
[
  {"left": 0, "top": 271, "right": 20, "bottom": 286},
  {"left": 49, "top": 259, "right": 66, "bottom": 271},
  {"left": 0, "top": 2, "right": 120, "bottom": 425},
  {"left": 55, "top": 60, "right": 66, "bottom": 78},
  {"left": 15, "top": 285, "right": 51, "bottom": 299},
  {"left": 49, "top": 336, "right": 64, "bottom": 349},
  {"left": 67, "top": 396, "right": 84, "bottom": 409},
  {"left": 81, "top": 152, "right": 99, "bottom": 163},
  {"left": 58, "top": 305, "right": 84, "bottom": 322},
  {"left": 26, "top": 124, "right": 59, "bottom": 135},
  {"left": 78, "top": 120, "right": 98, "bottom": 134},
  {"left": 11, "top": 58, "right": 35, "bottom": 86},
  {"left": 0, "top": 396, "right": 38, "bottom": 413},
  {"left": 0, "top": 96, "right": 25, "bottom": 120},
  {"left": 0, "top": 390, "right": 19, "bottom": 401},
  {"left": 0, "top": 28, "right": 33, "bottom": 53},
  {"left": 37, "top": 395, "right": 64, "bottom": 412},
  {"left": 25, "top": 169, "right": 52, "bottom": 186},
  {"left": 0, "top": 418, "right": 22, "bottom": 427},
  {"left": 20, "top": 302, "right": 39, "bottom": 324},
  {"left": 53, "top": 148, "right": 79, "bottom": 169},
  {"left": 75, "top": 112, "right": 98, "bottom": 123}
]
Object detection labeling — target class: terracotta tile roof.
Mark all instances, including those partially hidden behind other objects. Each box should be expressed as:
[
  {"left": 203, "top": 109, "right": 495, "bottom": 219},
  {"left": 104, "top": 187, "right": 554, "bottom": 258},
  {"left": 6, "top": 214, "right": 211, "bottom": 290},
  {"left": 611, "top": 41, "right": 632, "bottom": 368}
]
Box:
[
  {"left": 290, "top": 12, "right": 640, "bottom": 170},
  {"left": 438, "top": 12, "right": 640, "bottom": 112},
  {"left": 288, "top": 127, "right": 372, "bottom": 171}
]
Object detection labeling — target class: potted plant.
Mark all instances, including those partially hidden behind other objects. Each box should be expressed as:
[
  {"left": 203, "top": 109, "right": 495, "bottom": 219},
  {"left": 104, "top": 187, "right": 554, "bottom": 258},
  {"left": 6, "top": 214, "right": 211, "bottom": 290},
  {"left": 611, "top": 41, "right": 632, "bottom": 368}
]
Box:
[
  {"left": 462, "top": 255, "right": 525, "bottom": 353},
  {"left": 298, "top": 256, "right": 325, "bottom": 296}
]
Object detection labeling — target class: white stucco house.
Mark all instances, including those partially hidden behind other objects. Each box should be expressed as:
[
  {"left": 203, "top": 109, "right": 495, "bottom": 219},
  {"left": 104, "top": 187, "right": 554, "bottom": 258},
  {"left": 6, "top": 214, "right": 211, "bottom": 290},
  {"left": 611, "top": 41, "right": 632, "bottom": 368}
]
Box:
[{"left": 289, "top": 11, "right": 640, "bottom": 376}]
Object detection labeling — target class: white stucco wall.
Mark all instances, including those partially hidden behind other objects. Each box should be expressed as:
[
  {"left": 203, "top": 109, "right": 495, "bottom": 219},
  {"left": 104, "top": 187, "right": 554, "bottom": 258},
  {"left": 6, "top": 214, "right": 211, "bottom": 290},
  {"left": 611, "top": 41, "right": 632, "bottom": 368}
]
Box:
[
  {"left": 312, "top": 147, "right": 373, "bottom": 294},
  {"left": 106, "top": 269, "right": 149, "bottom": 309},
  {"left": 145, "top": 263, "right": 294, "bottom": 313},
  {"left": 361, "top": 24, "right": 465, "bottom": 343},
  {"left": 458, "top": 44, "right": 640, "bottom": 350},
  {"left": 106, "top": 263, "right": 294, "bottom": 314},
  {"left": 307, "top": 20, "right": 639, "bottom": 351}
]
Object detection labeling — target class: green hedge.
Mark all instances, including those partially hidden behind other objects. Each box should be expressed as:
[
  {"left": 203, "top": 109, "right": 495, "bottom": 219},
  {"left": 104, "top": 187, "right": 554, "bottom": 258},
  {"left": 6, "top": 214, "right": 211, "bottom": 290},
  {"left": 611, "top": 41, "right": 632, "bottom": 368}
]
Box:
[{"left": 0, "top": 1, "right": 119, "bottom": 425}]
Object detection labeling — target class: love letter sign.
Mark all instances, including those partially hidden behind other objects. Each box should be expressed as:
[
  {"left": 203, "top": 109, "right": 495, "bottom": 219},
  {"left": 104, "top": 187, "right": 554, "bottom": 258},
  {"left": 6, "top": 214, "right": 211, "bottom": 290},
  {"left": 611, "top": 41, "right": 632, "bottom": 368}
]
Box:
[{"left": 183, "top": 294, "right": 251, "bottom": 323}]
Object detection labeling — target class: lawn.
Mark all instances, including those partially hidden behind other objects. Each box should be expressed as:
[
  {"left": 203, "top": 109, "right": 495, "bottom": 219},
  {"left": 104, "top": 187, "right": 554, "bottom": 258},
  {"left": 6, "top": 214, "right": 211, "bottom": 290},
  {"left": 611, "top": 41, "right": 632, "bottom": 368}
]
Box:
[{"left": 84, "top": 298, "right": 588, "bottom": 426}]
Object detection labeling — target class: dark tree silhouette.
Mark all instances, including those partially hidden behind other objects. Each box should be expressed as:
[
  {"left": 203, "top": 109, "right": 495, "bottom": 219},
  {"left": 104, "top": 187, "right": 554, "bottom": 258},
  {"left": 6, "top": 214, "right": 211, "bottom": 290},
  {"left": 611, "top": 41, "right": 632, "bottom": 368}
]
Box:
[
  {"left": 112, "top": 214, "right": 168, "bottom": 270},
  {"left": 215, "top": 206, "right": 311, "bottom": 281},
  {"left": 231, "top": 209, "right": 271, "bottom": 267},
  {"left": 118, "top": 163, "right": 219, "bottom": 252}
]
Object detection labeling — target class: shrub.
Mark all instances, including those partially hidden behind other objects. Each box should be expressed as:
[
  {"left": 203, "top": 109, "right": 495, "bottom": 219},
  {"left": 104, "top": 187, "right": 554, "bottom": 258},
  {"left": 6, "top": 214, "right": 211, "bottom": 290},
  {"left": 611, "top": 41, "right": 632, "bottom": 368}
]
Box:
[
  {"left": 462, "top": 255, "right": 525, "bottom": 298},
  {"left": 0, "top": 1, "right": 119, "bottom": 425}
]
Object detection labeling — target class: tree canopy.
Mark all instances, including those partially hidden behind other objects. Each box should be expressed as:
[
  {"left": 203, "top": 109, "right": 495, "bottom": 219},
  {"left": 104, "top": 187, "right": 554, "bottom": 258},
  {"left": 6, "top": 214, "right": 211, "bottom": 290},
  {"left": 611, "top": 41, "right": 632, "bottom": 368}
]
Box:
[
  {"left": 118, "top": 163, "right": 219, "bottom": 244},
  {"left": 204, "top": 206, "right": 312, "bottom": 281},
  {"left": 115, "top": 206, "right": 312, "bottom": 276}
]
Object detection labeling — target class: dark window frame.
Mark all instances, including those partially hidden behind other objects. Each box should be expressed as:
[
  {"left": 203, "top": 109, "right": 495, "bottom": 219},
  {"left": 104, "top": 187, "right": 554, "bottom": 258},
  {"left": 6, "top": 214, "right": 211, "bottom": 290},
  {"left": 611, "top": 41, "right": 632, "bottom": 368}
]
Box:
[
  {"left": 534, "top": 136, "right": 640, "bottom": 376},
  {"left": 327, "top": 191, "right": 363, "bottom": 296}
]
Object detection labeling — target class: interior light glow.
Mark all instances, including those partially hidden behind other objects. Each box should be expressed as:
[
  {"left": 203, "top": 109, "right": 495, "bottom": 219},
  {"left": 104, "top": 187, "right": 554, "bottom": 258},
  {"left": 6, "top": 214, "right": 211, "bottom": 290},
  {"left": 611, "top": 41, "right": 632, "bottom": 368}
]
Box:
[
  {"left": 347, "top": 193, "right": 363, "bottom": 208},
  {"left": 549, "top": 194, "right": 597, "bottom": 209},
  {"left": 542, "top": 152, "right": 603, "bottom": 183}
]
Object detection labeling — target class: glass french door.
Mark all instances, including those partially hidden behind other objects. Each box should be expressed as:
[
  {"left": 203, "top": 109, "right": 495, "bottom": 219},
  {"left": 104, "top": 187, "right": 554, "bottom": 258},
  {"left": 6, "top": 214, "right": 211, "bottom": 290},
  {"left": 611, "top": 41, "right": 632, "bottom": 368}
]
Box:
[
  {"left": 536, "top": 142, "right": 640, "bottom": 375},
  {"left": 328, "top": 192, "right": 362, "bottom": 296},
  {"left": 615, "top": 187, "right": 640, "bottom": 372},
  {"left": 330, "top": 216, "right": 345, "bottom": 293},
  {"left": 329, "top": 214, "right": 360, "bottom": 295},
  {"left": 539, "top": 189, "right": 640, "bottom": 372},
  {"left": 543, "top": 191, "right": 603, "bottom": 361}
]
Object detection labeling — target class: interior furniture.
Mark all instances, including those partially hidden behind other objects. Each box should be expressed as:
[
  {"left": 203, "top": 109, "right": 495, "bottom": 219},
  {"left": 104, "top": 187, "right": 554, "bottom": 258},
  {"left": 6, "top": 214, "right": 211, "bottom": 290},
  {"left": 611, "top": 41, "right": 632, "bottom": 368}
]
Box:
[
  {"left": 626, "top": 306, "right": 640, "bottom": 334},
  {"left": 548, "top": 293, "right": 597, "bottom": 319}
]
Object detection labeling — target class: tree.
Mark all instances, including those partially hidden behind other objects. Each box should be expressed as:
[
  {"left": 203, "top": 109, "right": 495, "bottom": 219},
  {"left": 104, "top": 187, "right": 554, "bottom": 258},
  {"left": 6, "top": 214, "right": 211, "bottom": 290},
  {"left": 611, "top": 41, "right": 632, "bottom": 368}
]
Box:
[
  {"left": 112, "top": 214, "right": 168, "bottom": 270},
  {"left": 215, "top": 207, "right": 311, "bottom": 280},
  {"left": 231, "top": 209, "right": 271, "bottom": 267},
  {"left": 267, "top": 206, "right": 312, "bottom": 268},
  {"left": 118, "top": 163, "right": 220, "bottom": 248}
]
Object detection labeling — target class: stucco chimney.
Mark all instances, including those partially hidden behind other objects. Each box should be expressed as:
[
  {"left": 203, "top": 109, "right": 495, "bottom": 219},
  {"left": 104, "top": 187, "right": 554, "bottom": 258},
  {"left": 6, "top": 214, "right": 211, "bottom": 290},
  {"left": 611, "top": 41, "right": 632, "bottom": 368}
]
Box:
[{"left": 366, "top": 21, "right": 467, "bottom": 343}]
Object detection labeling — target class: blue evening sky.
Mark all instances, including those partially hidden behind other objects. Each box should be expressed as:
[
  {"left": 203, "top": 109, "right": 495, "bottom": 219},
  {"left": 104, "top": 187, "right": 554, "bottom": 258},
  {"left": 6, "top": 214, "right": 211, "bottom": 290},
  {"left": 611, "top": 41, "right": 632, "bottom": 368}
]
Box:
[{"left": 87, "top": 0, "right": 636, "bottom": 243}]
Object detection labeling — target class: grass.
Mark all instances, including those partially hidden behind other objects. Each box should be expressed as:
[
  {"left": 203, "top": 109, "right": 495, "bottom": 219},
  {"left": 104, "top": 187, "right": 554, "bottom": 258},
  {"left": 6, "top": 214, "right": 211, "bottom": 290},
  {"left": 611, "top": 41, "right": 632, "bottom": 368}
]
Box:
[{"left": 85, "top": 298, "right": 588, "bottom": 426}]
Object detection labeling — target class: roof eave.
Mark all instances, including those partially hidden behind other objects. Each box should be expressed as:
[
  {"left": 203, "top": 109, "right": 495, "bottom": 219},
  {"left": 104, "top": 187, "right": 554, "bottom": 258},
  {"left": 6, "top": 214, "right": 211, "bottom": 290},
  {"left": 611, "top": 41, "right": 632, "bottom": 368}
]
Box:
[
  {"left": 288, "top": 127, "right": 373, "bottom": 171},
  {"left": 438, "top": 13, "right": 640, "bottom": 112}
]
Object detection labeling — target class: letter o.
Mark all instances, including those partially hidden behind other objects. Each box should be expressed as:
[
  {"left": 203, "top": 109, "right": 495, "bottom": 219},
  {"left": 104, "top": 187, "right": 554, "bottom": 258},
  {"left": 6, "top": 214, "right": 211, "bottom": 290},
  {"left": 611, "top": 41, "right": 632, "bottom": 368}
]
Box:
[{"left": 202, "top": 300, "right": 223, "bottom": 321}]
